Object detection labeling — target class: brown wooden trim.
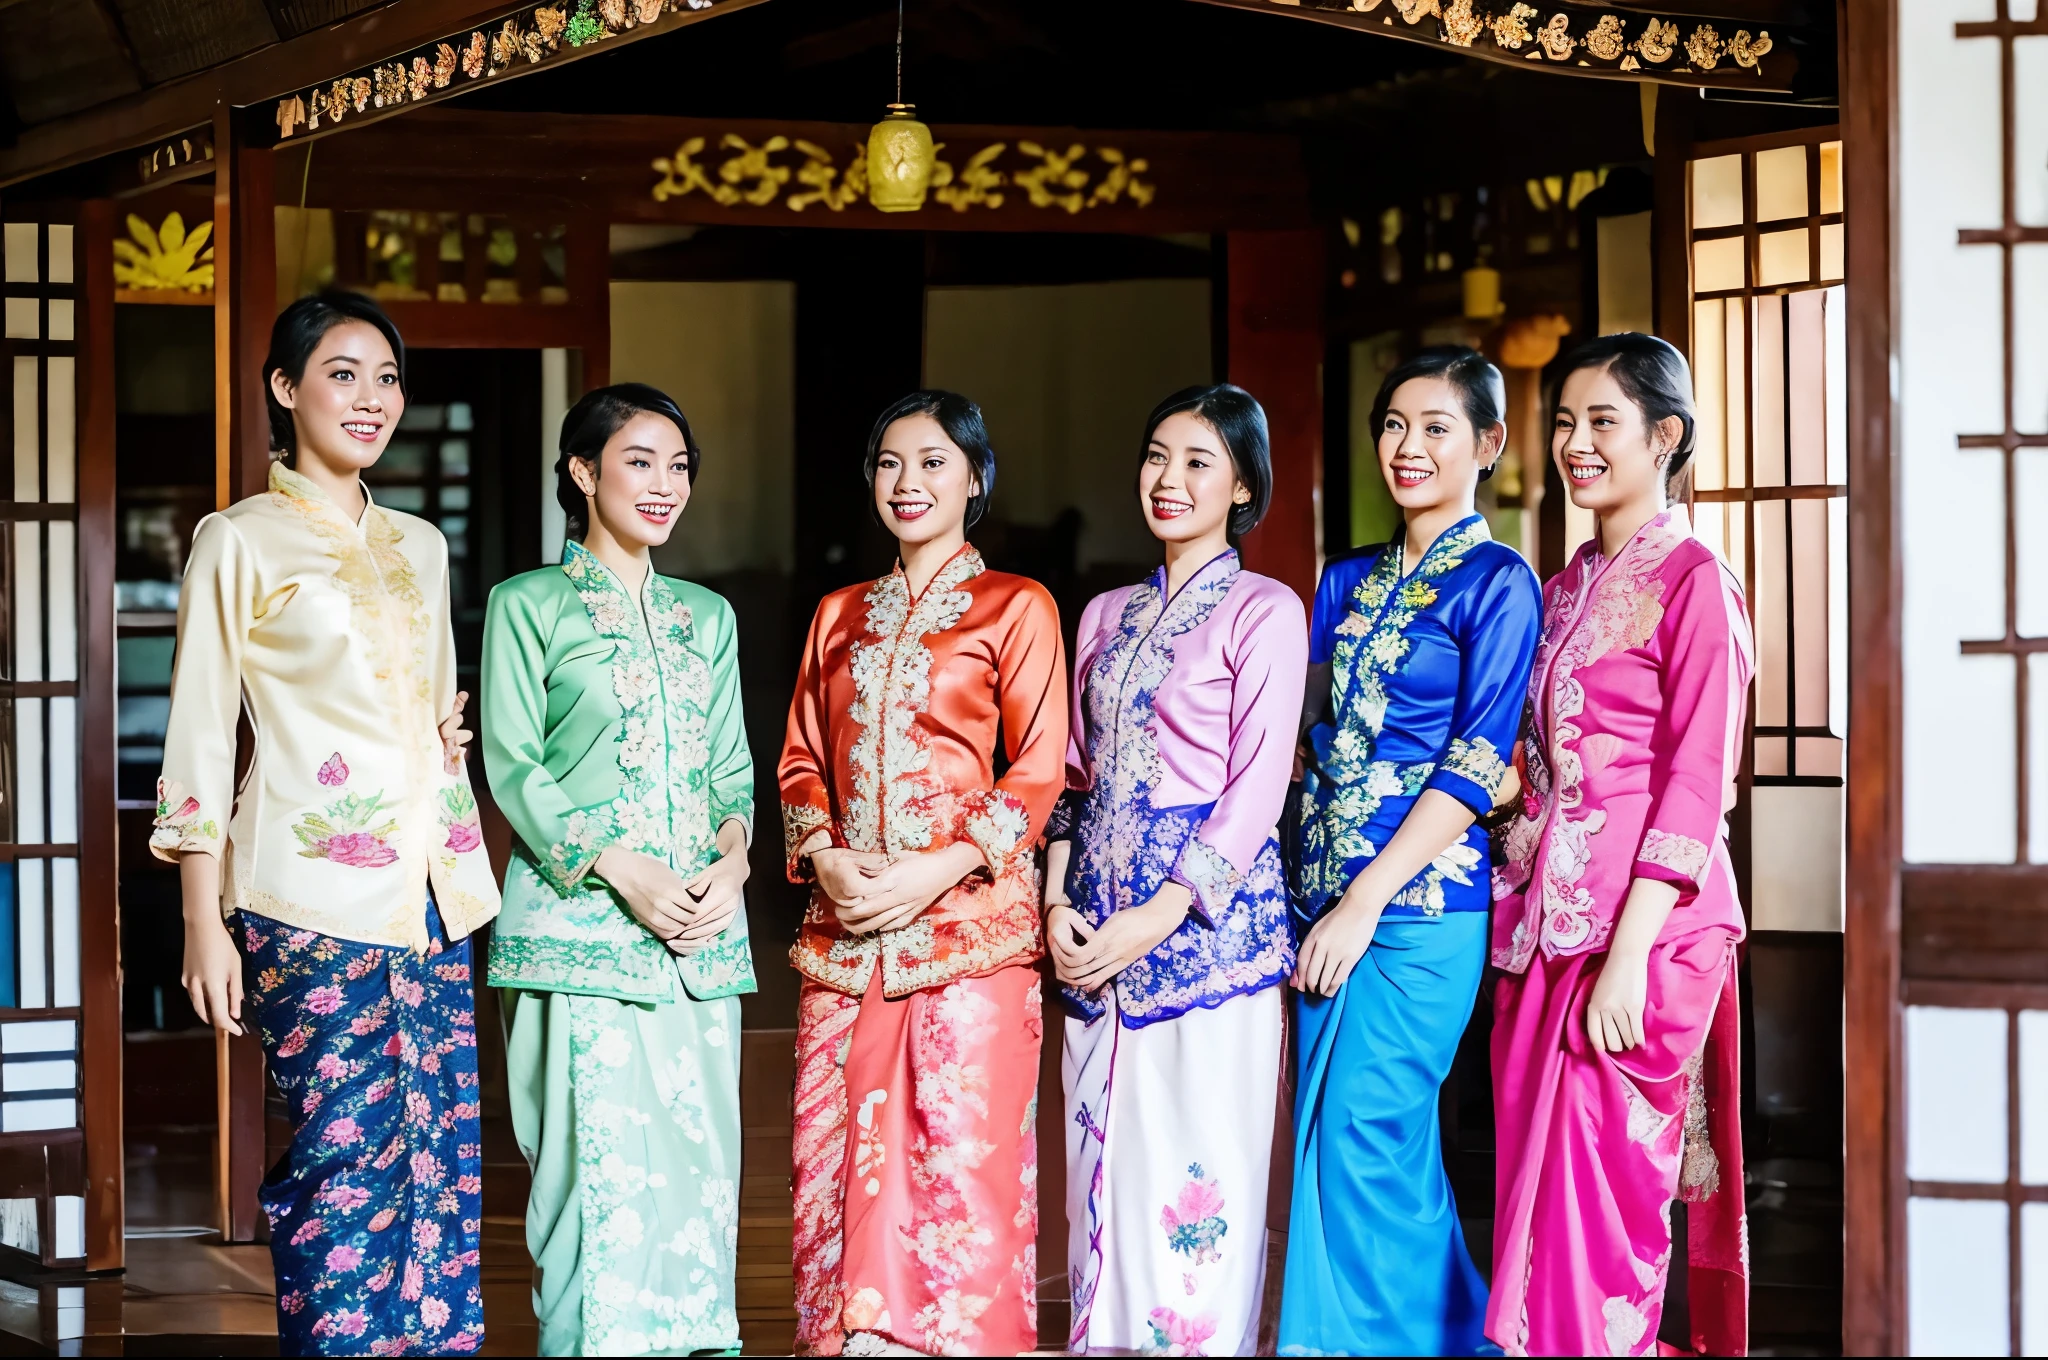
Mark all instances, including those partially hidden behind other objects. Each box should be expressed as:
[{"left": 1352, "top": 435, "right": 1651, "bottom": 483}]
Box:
[
  {"left": 1650, "top": 90, "right": 1693, "bottom": 356},
  {"left": 0, "top": 503, "right": 80, "bottom": 521},
  {"left": 1692, "top": 122, "right": 1846, "bottom": 158},
  {"left": 75, "top": 196, "right": 121, "bottom": 1274},
  {"left": 0, "top": 1007, "right": 83, "bottom": 1024},
  {"left": 1908, "top": 1180, "right": 2048, "bottom": 1202},
  {"left": 1902, "top": 864, "right": 2048, "bottom": 983},
  {"left": 1693, "top": 212, "right": 1845, "bottom": 240},
  {"left": 1840, "top": 0, "right": 1905, "bottom": 1348},
  {"left": 1227, "top": 229, "right": 1323, "bottom": 604},
  {"left": 228, "top": 140, "right": 276, "bottom": 505},
  {"left": 1694, "top": 484, "right": 1848, "bottom": 502},
  {"left": 378, "top": 300, "right": 607, "bottom": 352},
  {"left": 1902, "top": 977, "right": 2048, "bottom": 1009},
  {"left": 0, "top": 846, "right": 82, "bottom": 860},
  {"left": 0, "top": 682, "right": 82, "bottom": 698}
]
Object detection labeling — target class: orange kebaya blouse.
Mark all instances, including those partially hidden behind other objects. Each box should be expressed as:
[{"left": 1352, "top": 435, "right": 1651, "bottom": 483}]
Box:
[{"left": 779, "top": 545, "right": 1068, "bottom": 997}]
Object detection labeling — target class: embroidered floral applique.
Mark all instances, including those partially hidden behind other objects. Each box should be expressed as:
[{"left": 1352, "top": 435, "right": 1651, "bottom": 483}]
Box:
[
  {"left": 1639, "top": 828, "right": 1709, "bottom": 881},
  {"left": 1147, "top": 1305, "right": 1220, "bottom": 1356},
  {"left": 1441, "top": 735, "right": 1509, "bottom": 800},
  {"left": 1161, "top": 1163, "right": 1227, "bottom": 1265},
  {"left": 291, "top": 788, "right": 401, "bottom": 868},
  {"left": 150, "top": 777, "right": 219, "bottom": 850},
  {"left": 438, "top": 785, "right": 482, "bottom": 855},
  {"left": 317, "top": 752, "right": 350, "bottom": 787}
]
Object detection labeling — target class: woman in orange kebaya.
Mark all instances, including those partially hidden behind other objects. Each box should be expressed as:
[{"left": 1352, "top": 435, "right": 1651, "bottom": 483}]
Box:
[{"left": 780, "top": 390, "right": 1068, "bottom": 1357}]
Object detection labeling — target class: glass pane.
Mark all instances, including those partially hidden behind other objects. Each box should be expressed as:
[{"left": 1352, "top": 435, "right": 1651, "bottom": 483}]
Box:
[
  {"left": 1, "top": 299, "right": 34, "bottom": 341},
  {"left": 1757, "top": 501, "right": 1789, "bottom": 728},
  {"left": 1723, "top": 302, "right": 1749, "bottom": 489},
  {"left": 46, "top": 696, "right": 73, "bottom": 845},
  {"left": 15, "top": 696, "right": 42, "bottom": 843},
  {"left": 46, "top": 521, "right": 73, "bottom": 684},
  {"left": 1819, "top": 141, "right": 1844, "bottom": 215},
  {"left": 447, "top": 402, "right": 474, "bottom": 433},
  {"left": 1819, "top": 223, "right": 1845, "bottom": 280},
  {"left": 1694, "top": 501, "right": 1728, "bottom": 567},
  {"left": 1754, "top": 296, "right": 1788, "bottom": 488},
  {"left": 16, "top": 858, "right": 42, "bottom": 1008},
  {"left": 1796, "top": 736, "right": 1843, "bottom": 777},
  {"left": 13, "top": 523, "right": 39, "bottom": 682},
  {"left": 46, "top": 225, "right": 71, "bottom": 286},
  {"left": 13, "top": 356, "right": 37, "bottom": 499},
  {"left": 1759, "top": 229, "right": 1812, "bottom": 287},
  {"left": 1788, "top": 290, "right": 1830, "bottom": 485},
  {"left": 440, "top": 439, "right": 470, "bottom": 478},
  {"left": 3, "top": 224, "right": 38, "bottom": 285},
  {"left": 1756, "top": 145, "right": 1810, "bottom": 222},
  {"left": 1825, "top": 286, "right": 1848, "bottom": 485},
  {"left": 1693, "top": 300, "right": 1728, "bottom": 490},
  {"left": 377, "top": 439, "right": 428, "bottom": 478},
  {"left": 400, "top": 404, "right": 446, "bottom": 432},
  {"left": 50, "top": 859, "right": 75, "bottom": 1009},
  {"left": 440, "top": 485, "right": 470, "bottom": 512},
  {"left": 1792, "top": 498, "right": 1833, "bottom": 728},
  {"left": 1695, "top": 236, "right": 1745, "bottom": 293},
  {"left": 1754, "top": 734, "right": 1789, "bottom": 778},
  {"left": 1692, "top": 155, "right": 1744, "bottom": 229},
  {"left": 372, "top": 485, "right": 427, "bottom": 514},
  {"left": 45, "top": 355, "right": 73, "bottom": 503},
  {"left": 47, "top": 300, "right": 72, "bottom": 344}
]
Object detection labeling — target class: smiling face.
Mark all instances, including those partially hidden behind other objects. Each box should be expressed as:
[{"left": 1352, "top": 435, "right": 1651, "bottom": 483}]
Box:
[
  {"left": 568, "top": 410, "right": 693, "bottom": 551},
  {"left": 1376, "top": 374, "right": 1502, "bottom": 515},
  {"left": 270, "top": 320, "right": 405, "bottom": 475},
  {"left": 872, "top": 412, "right": 980, "bottom": 548},
  {"left": 1139, "top": 410, "right": 1246, "bottom": 548},
  {"left": 1551, "top": 361, "right": 1680, "bottom": 516}
]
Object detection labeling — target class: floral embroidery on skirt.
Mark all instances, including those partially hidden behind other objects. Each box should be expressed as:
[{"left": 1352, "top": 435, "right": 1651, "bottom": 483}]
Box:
[{"left": 242, "top": 905, "right": 484, "bottom": 1356}]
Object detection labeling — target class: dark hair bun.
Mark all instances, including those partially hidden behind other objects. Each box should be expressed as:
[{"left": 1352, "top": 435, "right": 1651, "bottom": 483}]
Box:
[
  {"left": 1550, "top": 332, "right": 1698, "bottom": 491},
  {"left": 555, "top": 383, "right": 701, "bottom": 540},
  {"left": 264, "top": 291, "right": 407, "bottom": 460},
  {"left": 1369, "top": 346, "right": 1507, "bottom": 482}
]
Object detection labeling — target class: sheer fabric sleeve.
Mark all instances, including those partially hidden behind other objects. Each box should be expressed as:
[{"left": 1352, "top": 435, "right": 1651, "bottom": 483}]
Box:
[
  {"left": 150, "top": 514, "right": 254, "bottom": 862},
  {"left": 1169, "top": 583, "right": 1308, "bottom": 924},
  {"left": 1636, "top": 558, "right": 1755, "bottom": 894},
  {"left": 778, "top": 602, "right": 840, "bottom": 881},
  {"left": 961, "top": 582, "right": 1070, "bottom": 878},
  {"left": 1424, "top": 557, "right": 1543, "bottom": 817}
]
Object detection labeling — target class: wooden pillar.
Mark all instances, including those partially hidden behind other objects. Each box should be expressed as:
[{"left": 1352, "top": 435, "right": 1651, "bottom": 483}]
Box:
[
  {"left": 211, "top": 103, "right": 274, "bottom": 1243},
  {"left": 1226, "top": 230, "right": 1323, "bottom": 602},
  {"left": 76, "top": 197, "right": 124, "bottom": 1272}
]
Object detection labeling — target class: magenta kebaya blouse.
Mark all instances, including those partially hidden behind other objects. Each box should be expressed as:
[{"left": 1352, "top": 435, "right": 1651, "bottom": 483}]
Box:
[{"left": 1491, "top": 508, "right": 1756, "bottom": 972}]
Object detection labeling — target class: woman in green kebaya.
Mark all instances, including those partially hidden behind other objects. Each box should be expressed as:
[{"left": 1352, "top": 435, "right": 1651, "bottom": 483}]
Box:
[{"left": 482, "top": 383, "right": 756, "bottom": 1356}]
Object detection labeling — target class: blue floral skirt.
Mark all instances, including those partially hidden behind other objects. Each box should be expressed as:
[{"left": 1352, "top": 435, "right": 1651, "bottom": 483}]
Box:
[{"left": 241, "top": 903, "right": 484, "bottom": 1357}]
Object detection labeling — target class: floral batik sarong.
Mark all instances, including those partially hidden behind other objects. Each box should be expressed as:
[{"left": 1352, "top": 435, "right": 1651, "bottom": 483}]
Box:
[
  {"left": 243, "top": 904, "right": 484, "bottom": 1357},
  {"left": 791, "top": 966, "right": 1042, "bottom": 1357}
]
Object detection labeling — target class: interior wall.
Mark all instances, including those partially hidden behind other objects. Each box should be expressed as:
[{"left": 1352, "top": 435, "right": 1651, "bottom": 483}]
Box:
[
  {"left": 609, "top": 281, "right": 797, "bottom": 580},
  {"left": 923, "top": 280, "right": 1212, "bottom": 576}
]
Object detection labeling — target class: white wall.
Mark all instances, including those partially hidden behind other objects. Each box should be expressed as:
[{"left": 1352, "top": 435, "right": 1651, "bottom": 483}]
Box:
[
  {"left": 923, "top": 280, "right": 1212, "bottom": 571},
  {"left": 608, "top": 281, "right": 796, "bottom": 579}
]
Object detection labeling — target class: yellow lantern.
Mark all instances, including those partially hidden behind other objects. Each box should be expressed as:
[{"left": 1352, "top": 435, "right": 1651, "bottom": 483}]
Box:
[{"left": 867, "top": 104, "right": 935, "bottom": 213}]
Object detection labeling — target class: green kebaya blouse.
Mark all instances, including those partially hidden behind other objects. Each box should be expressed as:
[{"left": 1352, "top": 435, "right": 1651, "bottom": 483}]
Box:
[{"left": 481, "top": 541, "right": 757, "bottom": 1003}]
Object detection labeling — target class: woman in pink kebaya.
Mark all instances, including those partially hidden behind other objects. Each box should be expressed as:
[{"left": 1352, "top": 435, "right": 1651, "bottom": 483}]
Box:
[{"left": 1487, "top": 333, "right": 1754, "bottom": 1357}]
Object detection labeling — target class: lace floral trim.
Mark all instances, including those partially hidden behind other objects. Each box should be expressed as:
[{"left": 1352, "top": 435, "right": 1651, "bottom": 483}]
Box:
[
  {"left": 1639, "top": 828, "right": 1710, "bottom": 882},
  {"left": 963, "top": 788, "right": 1032, "bottom": 876},
  {"left": 1440, "top": 735, "right": 1509, "bottom": 801},
  {"left": 1173, "top": 836, "right": 1241, "bottom": 923},
  {"left": 843, "top": 548, "right": 985, "bottom": 856},
  {"left": 1679, "top": 1047, "right": 1721, "bottom": 1202},
  {"left": 1492, "top": 509, "right": 1689, "bottom": 971},
  {"left": 1299, "top": 518, "right": 1488, "bottom": 915},
  {"left": 782, "top": 800, "right": 836, "bottom": 879}
]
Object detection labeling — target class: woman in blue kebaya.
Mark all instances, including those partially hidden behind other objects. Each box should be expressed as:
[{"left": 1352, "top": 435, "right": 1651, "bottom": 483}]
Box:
[{"left": 1279, "top": 346, "right": 1542, "bottom": 1356}]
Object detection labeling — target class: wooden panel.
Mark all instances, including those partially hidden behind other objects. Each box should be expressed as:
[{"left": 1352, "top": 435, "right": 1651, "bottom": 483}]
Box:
[
  {"left": 1902, "top": 865, "right": 2048, "bottom": 983},
  {"left": 1840, "top": 0, "right": 1905, "bottom": 1350},
  {"left": 76, "top": 197, "right": 121, "bottom": 1274},
  {"left": 292, "top": 110, "right": 1314, "bottom": 236},
  {"left": 1227, "top": 230, "right": 1323, "bottom": 603}
]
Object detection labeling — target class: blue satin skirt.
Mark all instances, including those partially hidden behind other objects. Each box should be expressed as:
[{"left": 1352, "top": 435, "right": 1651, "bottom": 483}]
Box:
[{"left": 1277, "top": 914, "right": 1494, "bottom": 1357}]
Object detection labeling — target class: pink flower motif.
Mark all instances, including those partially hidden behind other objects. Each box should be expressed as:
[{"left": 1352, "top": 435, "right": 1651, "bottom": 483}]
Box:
[
  {"left": 320, "top": 1309, "right": 368, "bottom": 1340},
  {"left": 402, "top": 1258, "right": 424, "bottom": 1301},
  {"left": 421, "top": 1050, "right": 442, "bottom": 1075},
  {"left": 393, "top": 978, "right": 425, "bottom": 1008},
  {"left": 315, "top": 1053, "right": 347, "bottom": 1081},
  {"left": 368, "top": 1262, "right": 394, "bottom": 1292},
  {"left": 279, "top": 1290, "right": 306, "bottom": 1315},
  {"left": 289, "top": 1217, "right": 325, "bottom": 1246},
  {"left": 444, "top": 819, "right": 482, "bottom": 854},
  {"left": 318, "top": 752, "right": 350, "bottom": 786},
  {"left": 455, "top": 1175, "right": 481, "bottom": 1195},
  {"left": 319, "top": 1184, "right": 371, "bottom": 1213},
  {"left": 364, "top": 1077, "right": 395, "bottom": 1104},
  {"left": 369, "top": 1208, "right": 397, "bottom": 1232},
  {"left": 324, "top": 1243, "right": 363, "bottom": 1272},
  {"left": 406, "top": 1091, "right": 433, "bottom": 1125},
  {"left": 410, "top": 1151, "right": 445, "bottom": 1186},
  {"left": 321, "top": 831, "right": 398, "bottom": 868},
  {"left": 1147, "top": 1308, "right": 1218, "bottom": 1356},
  {"left": 369, "top": 1340, "right": 407, "bottom": 1358},
  {"left": 1169, "top": 1176, "right": 1225, "bottom": 1227},
  {"left": 322, "top": 1117, "right": 362, "bottom": 1147},
  {"left": 383, "top": 1033, "right": 405, "bottom": 1056},
  {"left": 303, "top": 985, "right": 345, "bottom": 1015},
  {"left": 420, "top": 1295, "right": 451, "bottom": 1330},
  {"left": 412, "top": 1218, "right": 442, "bottom": 1252},
  {"left": 445, "top": 1332, "right": 481, "bottom": 1354},
  {"left": 277, "top": 1026, "right": 310, "bottom": 1059},
  {"left": 434, "top": 962, "right": 471, "bottom": 983}
]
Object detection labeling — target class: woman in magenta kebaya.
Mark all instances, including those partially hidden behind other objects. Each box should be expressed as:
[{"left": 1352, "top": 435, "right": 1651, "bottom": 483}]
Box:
[{"left": 1487, "top": 333, "right": 1754, "bottom": 1358}]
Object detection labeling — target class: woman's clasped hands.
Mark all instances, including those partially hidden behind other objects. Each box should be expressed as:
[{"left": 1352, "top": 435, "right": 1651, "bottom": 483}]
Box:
[
  {"left": 597, "top": 816, "right": 749, "bottom": 955},
  {"left": 808, "top": 838, "right": 988, "bottom": 936}
]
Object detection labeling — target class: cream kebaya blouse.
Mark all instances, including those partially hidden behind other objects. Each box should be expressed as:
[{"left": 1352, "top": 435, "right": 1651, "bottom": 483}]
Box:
[{"left": 151, "top": 461, "right": 501, "bottom": 952}]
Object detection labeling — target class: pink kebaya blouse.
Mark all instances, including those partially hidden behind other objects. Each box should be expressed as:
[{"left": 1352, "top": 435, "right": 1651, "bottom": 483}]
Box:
[{"left": 1491, "top": 509, "right": 1755, "bottom": 972}]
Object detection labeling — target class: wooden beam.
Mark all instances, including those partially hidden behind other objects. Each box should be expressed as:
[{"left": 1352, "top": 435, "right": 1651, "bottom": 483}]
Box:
[
  {"left": 1227, "top": 229, "right": 1324, "bottom": 603},
  {"left": 1839, "top": 0, "right": 1904, "bottom": 1348},
  {"left": 1902, "top": 866, "right": 2048, "bottom": 983},
  {"left": 292, "top": 109, "right": 1313, "bottom": 236}
]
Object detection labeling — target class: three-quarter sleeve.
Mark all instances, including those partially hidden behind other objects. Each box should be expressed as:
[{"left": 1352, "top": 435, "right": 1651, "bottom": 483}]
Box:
[
  {"left": 481, "top": 584, "right": 615, "bottom": 894},
  {"left": 778, "top": 603, "right": 840, "bottom": 881},
  {"left": 1044, "top": 592, "right": 1109, "bottom": 845},
  {"left": 702, "top": 600, "right": 755, "bottom": 842},
  {"left": 151, "top": 514, "right": 255, "bottom": 861},
  {"left": 1424, "top": 557, "right": 1543, "bottom": 817},
  {"left": 961, "top": 584, "right": 1070, "bottom": 878},
  {"left": 1170, "top": 586, "right": 1308, "bottom": 924},
  {"left": 1636, "top": 559, "right": 1754, "bottom": 894}
]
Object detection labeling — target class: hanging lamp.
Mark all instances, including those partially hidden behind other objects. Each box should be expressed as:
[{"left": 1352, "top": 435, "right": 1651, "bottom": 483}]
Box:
[{"left": 867, "top": 0, "right": 934, "bottom": 212}]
